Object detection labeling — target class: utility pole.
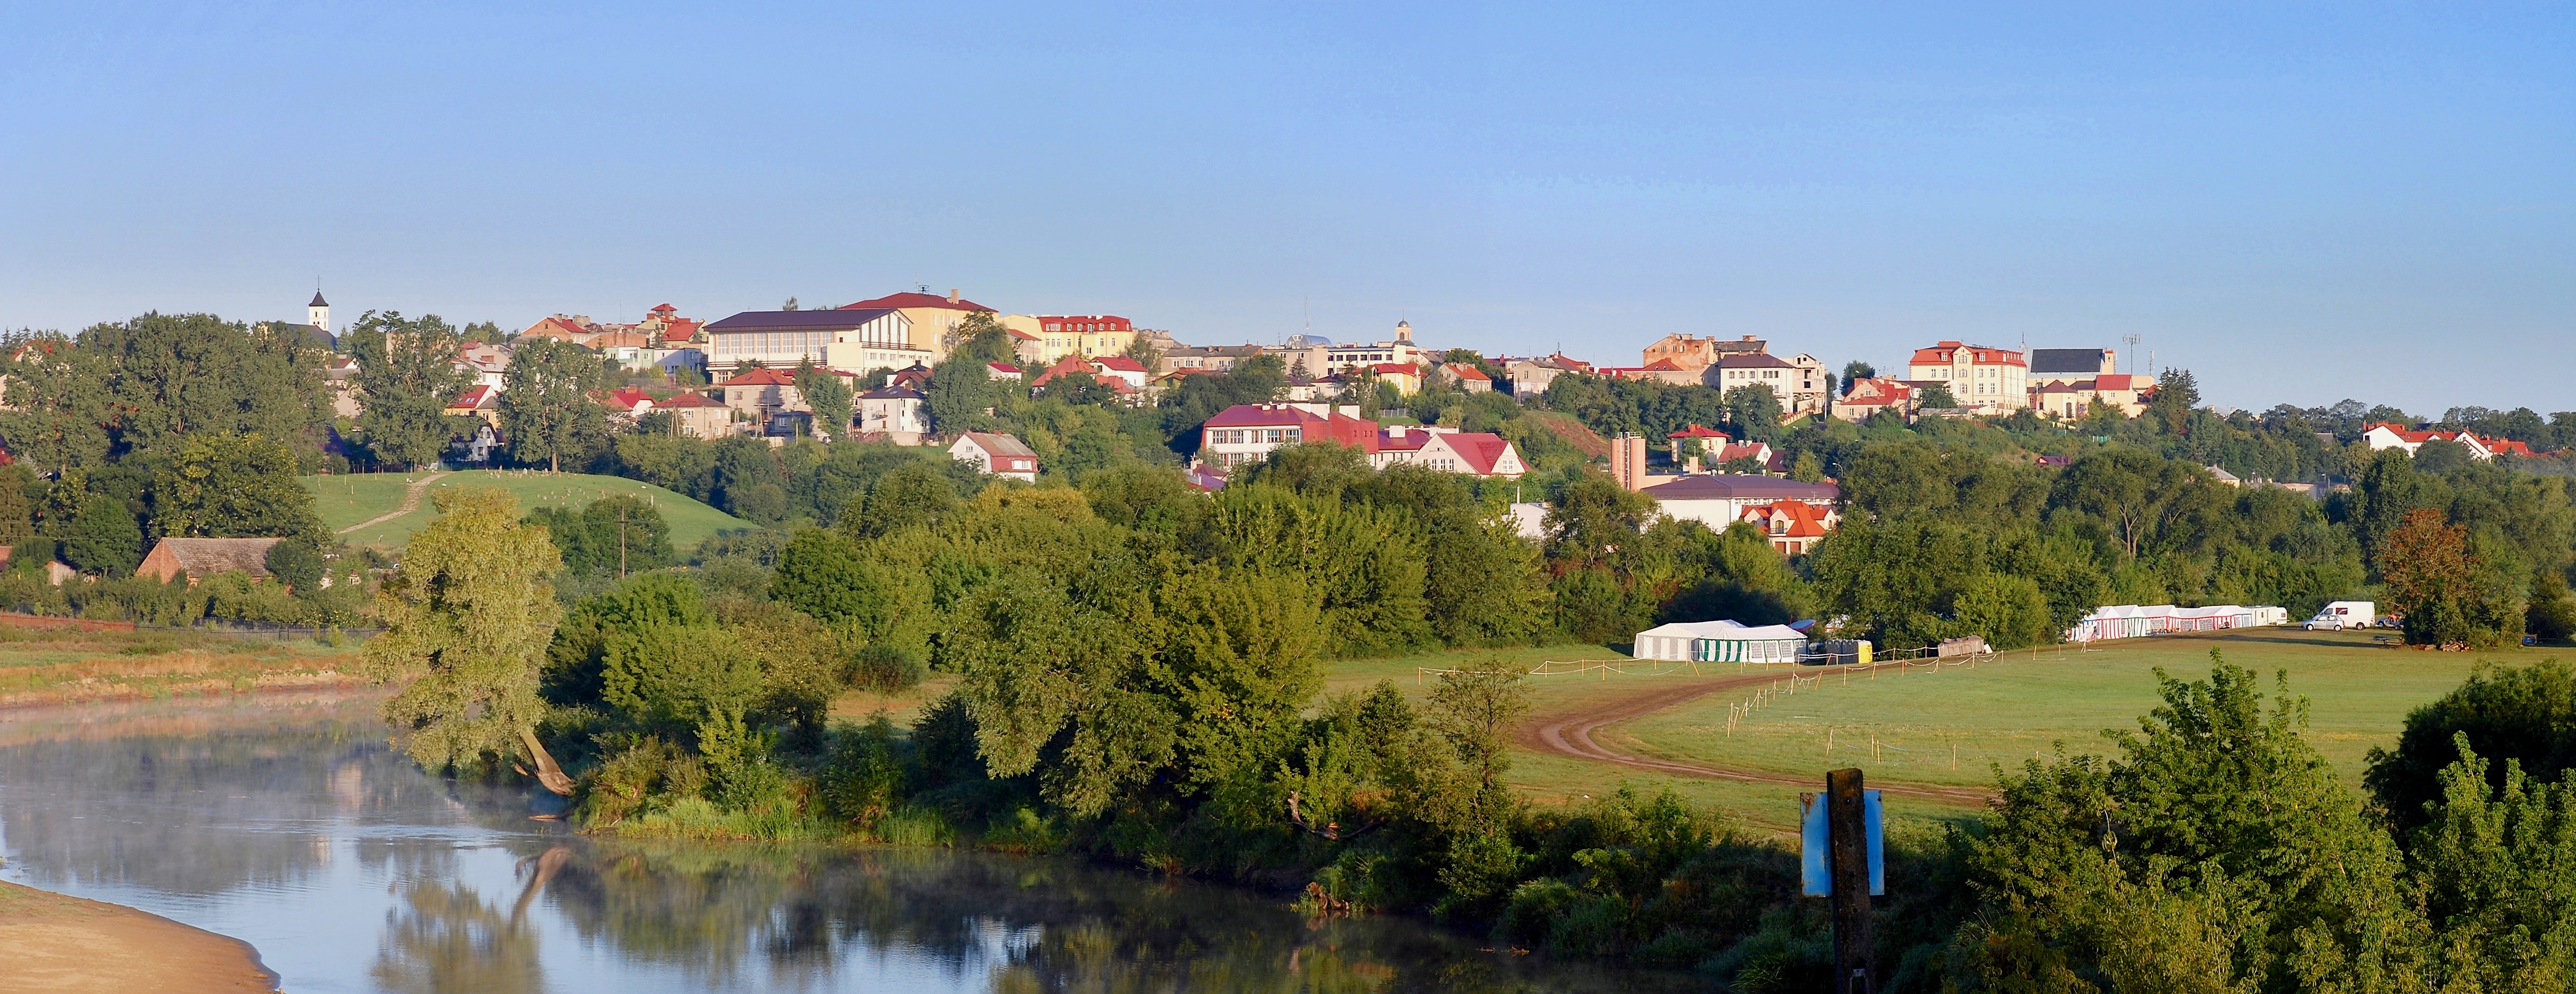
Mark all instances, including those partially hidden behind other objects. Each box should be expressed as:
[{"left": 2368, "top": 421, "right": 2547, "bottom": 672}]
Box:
[
  {"left": 618, "top": 504, "right": 629, "bottom": 579},
  {"left": 1829, "top": 767, "right": 1874, "bottom": 993}
]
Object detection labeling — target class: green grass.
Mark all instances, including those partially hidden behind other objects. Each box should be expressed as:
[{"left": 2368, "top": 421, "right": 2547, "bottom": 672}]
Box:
[{"left": 306, "top": 470, "right": 749, "bottom": 550}]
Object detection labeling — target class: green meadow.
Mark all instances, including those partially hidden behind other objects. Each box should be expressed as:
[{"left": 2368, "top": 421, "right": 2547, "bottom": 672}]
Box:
[{"left": 306, "top": 470, "right": 748, "bottom": 550}]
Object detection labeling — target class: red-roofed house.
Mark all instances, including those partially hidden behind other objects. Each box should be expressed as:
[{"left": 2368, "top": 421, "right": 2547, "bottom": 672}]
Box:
[
  {"left": 654, "top": 390, "right": 734, "bottom": 439},
  {"left": 1713, "top": 441, "right": 1779, "bottom": 473},
  {"left": 519, "top": 315, "right": 591, "bottom": 343},
  {"left": 1599, "top": 357, "right": 1704, "bottom": 386},
  {"left": 1368, "top": 363, "right": 1423, "bottom": 395},
  {"left": 722, "top": 367, "right": 805, "bottom": 420},
  {"left": 949, "top": 432, "right": 1040, "bottom": 483},
  {"left": 1437, "top": 362, "right": 1494, "bottom": 393},
  {"left": 1088, "top": 355, "right": 1150, "bottom": 391},
  {"left": 2364, "top": 423, "right": 2553, "bottom": 461},
  {"left": 444, "top": 385, "right": 501, "bottom": 426},
  {"left": 1831, "top": 376, "right": 1918, "bottom": 422},
  {"left": 1025, "top": 314, "right": 1136, "bottom": 363},
  {"left": 987, "top": 362, "right": 1024, "bottom": 381},
  {"left": 1197, "top": 403, "right": 1380, "bottom": 471},
  {"left": 1737, "top": 500, "right": 1840, "bottom": 555},
  {"left": 1666, "top": 424, "right": 1733, "bottom": 460},
  {"left": 839, "top": 289, "right": 996, "bottom": 362},
  {"left": 606, "top": 388, "right": 656, "bottom": 417},
  {"left": 1906, "top": 341, "right": 2029, "bottom": 413},
  {"left": 1374, "top": 426, "right": 1526, "bottom": 478}
]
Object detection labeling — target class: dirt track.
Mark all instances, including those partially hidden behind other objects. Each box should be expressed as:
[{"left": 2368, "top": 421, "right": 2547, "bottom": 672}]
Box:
[{"left": 1513, "top": 666, "right": 1994, "bottom": 806}]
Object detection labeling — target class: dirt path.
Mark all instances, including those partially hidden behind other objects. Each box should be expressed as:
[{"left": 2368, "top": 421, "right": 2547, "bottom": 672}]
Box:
[
  {"left": 336, "top": 471, "right": 445, "bottom": 535},
  {"left": 1514, "top": 667, "right": 1995, "bottom": 806},
  {"left": 0, "top": 880, "right": 277, "bottom": 993}
]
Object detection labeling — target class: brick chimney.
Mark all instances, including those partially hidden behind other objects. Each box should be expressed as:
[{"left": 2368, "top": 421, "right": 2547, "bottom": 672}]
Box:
[{"left": 948, "top": 288, "right": 959, "bottom": 304}]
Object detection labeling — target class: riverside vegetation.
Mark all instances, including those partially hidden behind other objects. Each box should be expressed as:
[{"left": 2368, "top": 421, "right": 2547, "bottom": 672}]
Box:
[{"left": 11, "top": 312, "right": 2576, "bottom": 987}]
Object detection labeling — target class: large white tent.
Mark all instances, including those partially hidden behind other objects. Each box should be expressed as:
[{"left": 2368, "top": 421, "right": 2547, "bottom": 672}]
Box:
[{"left": 1633, "top": 620, "right": 1809, "bottom": 663}]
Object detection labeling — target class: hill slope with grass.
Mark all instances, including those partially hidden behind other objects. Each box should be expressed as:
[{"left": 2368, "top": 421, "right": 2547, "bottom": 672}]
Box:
[{"left": 307, "top": 470, "right": 749, "bottom": 550}]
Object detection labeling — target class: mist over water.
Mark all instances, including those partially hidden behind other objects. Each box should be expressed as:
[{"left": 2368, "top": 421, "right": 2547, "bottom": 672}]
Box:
[{"left": 0, "top": 695, "right": 1684, "bottom": 992}]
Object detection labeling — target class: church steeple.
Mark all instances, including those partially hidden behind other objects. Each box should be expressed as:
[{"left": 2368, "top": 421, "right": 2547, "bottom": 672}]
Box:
[{"left": 309, "top": 288, "right": 330, "bottom": 333}]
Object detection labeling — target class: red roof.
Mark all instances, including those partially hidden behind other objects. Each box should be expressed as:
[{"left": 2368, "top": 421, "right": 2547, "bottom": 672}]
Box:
[
  {"left": 656, "top": 390, "right": 721, "bottom": 408},
  {"left": 727, "top": 367, "right": 797, "bottom": 386},
  {"left": 1668, "top": 424, "right": 1730, "bottom": 439},
  {"left": 1443, "top": 362, "right": 1491, "bottom": 381},
  {"left": 1202, "top": 404, "right": 1379, "bottom": 453},
  {"left": 650, "top": 303, "right": 677, "bottom": 314},
  {"left": 1370, "top": 363, "right": 1420, "bottom": 375},
  {"left": 1440, "top": 432, "right": 1516, "bottom": 475},
  {"left": 1908, "top": 342, "right": 2026, "bottom": 368},
  {"left": 988, "top": 362, "right": 1023, "bottom": 374},
  {"left": 608, "top": 387, "right": 655, "bottom": 411},
  {"left": 1027, "top": 355, "right": 1094, "bottom": 387},
  {"left": 839, "top": 291, "right": 995, "bottom": 312},
  {"left": 1739, "top": 500, "right": 1834, "bottom": 538},
  {"left": 446, "top": 385, "right": 495, "bottom": 409},
  {"left": 1092, "top": 355, "right": 1147, "bottom": 373}
]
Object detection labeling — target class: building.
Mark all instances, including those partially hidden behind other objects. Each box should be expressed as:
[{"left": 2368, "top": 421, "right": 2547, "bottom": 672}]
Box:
[
  {"left": 1025, "top": 314, "right": 1137, "bottom": 363},
  {"left": 1372, "top": 426, "right": 1526, "bottom": 478},
  {"left": 1029, "top": 356, "right": 1143, "bottom": 401},
  {"left": 325, "top": 354, "right": 362, "bottom": 418},
  {"left": 519, "top": 315, "right": 592, "bottom": 343},
  {"left": 1196, "top": 403, "right": 1381, "bottom": 471},
  {"left": 704, "top": 308, "right": 922, "bottom": 378},
  {"left": 2030, "top": 374, "right": 2153, "bottom": 419},
  {"left": 1832, "top": 376, "right": 1917, "bottom": 421},
  {"left": 839, "top": 289, "right": 997, "bottom": 362},
  {"left": 457, "top": 343, "right": 511, "bottom": 390},
  {"left": 987, "top": 362, "right": 1025, "bottom": 381},
  {"left": 1436, "top": 362, "right": 1494, "bottom": 393},
  {"left": 1159, "top": 344, "right": 1268, "bottom": 375},
  {"left": 652, "top": 390, "right": 734, "bottom": 439},
  {"left": 1736, "top": 500, "right": 1839, "bottom": 554},
  {"left": 452, "top": 424, "right": 502, "bottom": 465},
  {"left": 1632, "top": 619, "right": 1809, "bottom": 664},
  {"left": 2363, "top": 423, "right": 2552, "bottom": 460},
  {"left": 1599, "top": 358, "right": 1704, "bottom": 386},
  {"left": 950, "top": 432, "right": 1040, "bottom": 483},
  {"left": 136, "top": 537, "right": 282, "bottom": 586},
  {"left": 445, "top": 385, "right": 501, "bottom": 426},
  {"left": 721, "top": 367, "right": 806, "bottom": 420},
  {"left": 1503, "top": 354, "right": 1592, "bottom": 399},
  {"left": 856, "top": 385, "right": 928, "bottom": 445},
  {"left": 1906, "top": 341, "right": 2028, "bottom": 413},
  {"left": 1278, "top": 322, "right": 1427, "bottom": 379},
  {"left": 2027, "top": 348, "right": 2120, "bottom": 386},
  {"left": 1637, "top": 475, "right": 1839, "bottom": 532},
  {"left": 605, "top": 387, "right": 656, "bottom": 418},
  {"left": 1640, "top": 334, "right": 1768, "bottom": 370}
]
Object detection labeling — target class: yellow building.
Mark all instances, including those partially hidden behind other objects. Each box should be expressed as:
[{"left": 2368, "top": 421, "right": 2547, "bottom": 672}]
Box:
[
  {"left": 840, "top": 289, "right": 997, "bottom": 363},
  {"left": 1905, "top": 341, "right": 2028, "bottom": 413}
]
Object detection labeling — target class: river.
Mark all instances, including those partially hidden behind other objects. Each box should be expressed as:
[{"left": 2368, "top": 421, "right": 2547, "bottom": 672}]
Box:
[{"left": 0, "top": 693, "right": 1696, "bottom": 992}]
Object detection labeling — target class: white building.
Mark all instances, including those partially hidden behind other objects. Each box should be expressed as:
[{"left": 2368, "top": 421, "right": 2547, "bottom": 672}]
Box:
[
  {"left": 1632, "top": 620, "right": 1809, "bottom": 663},
  {"left": 703, "top": 308, "right": 927, "bottom": 378},
  {"left": 1906, "top": 341, "right": 2029, "bottom": 413},
  {"left": 1636, "top": 475, "right": 1840, "bottom": 532},
  {"left": 950, "top": 431, "right": 1040, "bottom": 483},
  {"left": 857, "top": 385, "right": 928, "bottom": 445}
]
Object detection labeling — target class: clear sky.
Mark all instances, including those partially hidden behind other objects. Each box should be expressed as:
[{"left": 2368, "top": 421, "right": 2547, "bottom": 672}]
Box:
[{"left": 2, "top": 3, "right": 2568, "bottom": 416}]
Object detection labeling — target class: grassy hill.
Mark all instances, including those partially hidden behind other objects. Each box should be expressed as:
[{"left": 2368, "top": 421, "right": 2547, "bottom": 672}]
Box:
[{"left": 307, "top": 470, "right": 749, "bottom": 550}]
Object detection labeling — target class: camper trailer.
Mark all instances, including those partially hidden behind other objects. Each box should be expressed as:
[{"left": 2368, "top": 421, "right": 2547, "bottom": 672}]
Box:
[{"left": 2303, "top": 601, "right": 2376, "bottom": 631}]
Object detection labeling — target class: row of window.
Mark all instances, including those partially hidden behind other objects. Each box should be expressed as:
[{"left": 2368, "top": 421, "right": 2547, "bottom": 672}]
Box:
[
  {"left": 1207, "top": 428, "right": 1301, "bottom": 445},
  {"left": 713, "top": 331, "right": 829, "bottom": 360},
  {"left": 1043, "top": 322, "right": 1124, "bottom": 333}
]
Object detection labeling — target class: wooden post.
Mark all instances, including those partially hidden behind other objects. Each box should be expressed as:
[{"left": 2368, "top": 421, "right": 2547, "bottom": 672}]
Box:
[{"left": 1828, "top": 767, "right": 1874, "bottom": 993}]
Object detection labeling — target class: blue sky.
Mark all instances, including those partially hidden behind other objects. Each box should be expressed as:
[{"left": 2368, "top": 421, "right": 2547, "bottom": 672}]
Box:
[{"left": 2, "top": 2, "right": 2568, "bottom": 415}]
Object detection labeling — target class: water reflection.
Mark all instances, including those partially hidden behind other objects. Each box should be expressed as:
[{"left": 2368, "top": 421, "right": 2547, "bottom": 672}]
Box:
[{"left": 0, "top": 696, "right": 1696, "bottom": 993}]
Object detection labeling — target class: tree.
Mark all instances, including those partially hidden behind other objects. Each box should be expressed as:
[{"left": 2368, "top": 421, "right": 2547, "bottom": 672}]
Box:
[
  {"left": 2381, "top": 508, "right": 2522, "bottom": 647},
  {"left": 1789, "top": 450, "right": 1825, "bottom": 483},
  {"left": 362, "top": 487, "right": 567, "bottom": 784},
  {"left": 1841, "top": 360, "right": 1875, "bottom": 390},
  {"left": 527, "top": 495, "right": 672, "bottom": 579},
  {"left": 0, "top": 315, "right": 328, "bottom": 472},
  {"left": 1542, "top": 475, "right": 1658, "bottom": 570},
  {"left": 1916, "top": 381, "right": 1957, "bottom": 409},
  {"left": 2366, "top": 658, "right": 2576, "bottom": 834},
  {"left": 149, "top": 432, "right": 326, "bottom": 540},
  {"left": 64, "top": 495, "right": 142, "bottom": 575},
  {"left": 2530, "top": 571, "right": 2576, "bottom": 642},
  {"left": 2412, "top": 437, "right": 2473, "bottom": 474},
  {"left": 499, "top": 338, "right": 609, "bottom": 472},
  {"left": 792, "top": 360, "right": 854, "bottom": 439},
  {"left": 347, "top": 312, "right": 476, "bottom": 470},
  {"left": 1720, "top": 384, "right": 1782, "bottom": 443},
  {"left": 1951, "top": 573, "right": 2052, "bottom": 649},
  {"left": 264, "top": 535, "right": 326, "bottom": 595},
  {"left": 2149, "top": 368, "right": 2202, "bottom": 435}
]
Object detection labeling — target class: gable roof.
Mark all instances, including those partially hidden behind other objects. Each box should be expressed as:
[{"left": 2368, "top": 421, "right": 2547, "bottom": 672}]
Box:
[
  {"left": 1436, "top": 432, "right": 1517, "bottom": 475},
  {"left": 1442, "top": 362, "right": 1492, "bottom": 381},
  {"left": 144, "top": 537, "right": 282, "bottom": 579},
  {"left": 607, "top": 387, "right": 655, "bottom": 411},
  {"left": 1738, "top": 500, "right": 1834, "bottom": 538},
  {"left": 726, "top": 367, "right": 797, "bottom": 386},
  {"left": 861, "top": 385, "right": 924, "bottom": 400},
  {"left": 707, "top": 308, "right": 900, "bottom": 333},
  {"left": 1640, "top": 474, "right": 1839, "bottom": 502},
  {"left": 654, "top": 390, "right": 722, "bottom": 408},
  {"left": 1091, "top": 355, "right": 1148, "bottom": 373},
  {"left": 957, "top": 431, "right": 1037, "bottom": 459},
  {"left": 447, "top": 385, "right": 497, "bottom": 409},
  {"left": 1715, "top": 352, "right": 1795, "bottom": 369},
  {"left": 1908, "top": 342, "right": 2027, "bottom": 368},
  {"left": 840, "top": 292, "right": 995, "bottom": 312},
  {"left": 1667, "top": 424, "right": 1730, "bottom": 440}
]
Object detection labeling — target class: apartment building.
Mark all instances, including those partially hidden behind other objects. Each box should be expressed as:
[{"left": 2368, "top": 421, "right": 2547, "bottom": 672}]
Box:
[
  {"left": 1906, "top": 341, "right": 2028, "bottom": 413},
  {"left": 837, "top": 289, "right": 996, "bottom": 362},
  {"left": 704, "top": 308, "right": 924, "bottom": 378}
]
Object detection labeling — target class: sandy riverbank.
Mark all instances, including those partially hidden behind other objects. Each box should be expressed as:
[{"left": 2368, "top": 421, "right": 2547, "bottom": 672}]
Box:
[{"left": 0, "top": 880, "right": 277, "bottom": 992}]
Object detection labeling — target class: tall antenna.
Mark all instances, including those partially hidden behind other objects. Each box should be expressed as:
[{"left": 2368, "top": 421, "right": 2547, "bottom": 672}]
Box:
[{"left": 2120, "top": 334, "right": 2141, "bottom": 375}]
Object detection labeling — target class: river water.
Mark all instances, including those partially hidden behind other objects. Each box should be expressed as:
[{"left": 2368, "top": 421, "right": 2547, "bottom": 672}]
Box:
[{"left": 0, "top": 693, "right": 1693, "bottom": 993}]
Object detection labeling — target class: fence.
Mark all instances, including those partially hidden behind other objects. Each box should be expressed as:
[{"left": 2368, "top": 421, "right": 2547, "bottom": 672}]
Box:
[{"left": 0, "top": 612, "right": 379, "bottom": 643}]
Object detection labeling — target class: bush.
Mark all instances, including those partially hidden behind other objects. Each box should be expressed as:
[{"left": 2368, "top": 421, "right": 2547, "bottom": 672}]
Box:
[
  {"left": 848, "top": 643, "right": 925, "bottom": 691},
  {"left": 819, "top": 718, "right": 905, "bottom": 829}
]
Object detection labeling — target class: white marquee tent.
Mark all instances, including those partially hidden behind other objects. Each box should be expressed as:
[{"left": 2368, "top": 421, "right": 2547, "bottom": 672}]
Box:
[{"left": 1633, "top": 620, "right": 1809, "bottom": 663}]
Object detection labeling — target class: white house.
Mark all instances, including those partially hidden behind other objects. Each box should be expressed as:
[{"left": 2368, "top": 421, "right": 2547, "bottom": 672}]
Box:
[
  {"left": 1372, "top": 425, "right": 1526, "bottom": 478},
  {"left": 857, "top": 385, "right": 929, "bottom": 445},
  {"left": 950, "top": 431, "right": 1041, "bottom": 483},
  {"left": 1638, "top": 475, "right": 1839, "bottom": 532}
]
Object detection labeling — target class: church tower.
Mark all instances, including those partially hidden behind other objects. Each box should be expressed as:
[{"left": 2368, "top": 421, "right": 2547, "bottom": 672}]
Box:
[
  {"left": 309, "top": 290, "right": 330, "bottom": 333},
  {"left": 1394, "top": 320, "right": 1412, "bottom": 343}
]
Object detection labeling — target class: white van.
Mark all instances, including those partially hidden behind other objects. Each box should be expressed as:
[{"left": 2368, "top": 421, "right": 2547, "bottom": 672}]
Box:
[{"left": 2303, "top": 601, "right": 2376, "bottom": 631}]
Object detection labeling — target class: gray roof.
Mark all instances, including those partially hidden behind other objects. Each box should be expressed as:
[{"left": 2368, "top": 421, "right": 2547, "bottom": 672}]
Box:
[
  {"left": 2029, "top": 349, "right": 2112, "bottom": 375},
  {"left": 960, "top": 431, "right": 1037, "bottom": 459},
  {"left": 1715, "top": 353, "right": 1795, "bottom": 369},
  {"left": 1640, "top": 475, "right": 1839, "bottom": 502},
  {"left": 310, "top": 291, "right": 328, "bottom": 307},
  {"left": 145, "top": 537, "right": 282, "bottom": 578},
  {"left": 861, "top": 385, "right": 924, "bottom": 400},
  {"left": 706, "top": 308, "right": 899, "bottom": 333}
]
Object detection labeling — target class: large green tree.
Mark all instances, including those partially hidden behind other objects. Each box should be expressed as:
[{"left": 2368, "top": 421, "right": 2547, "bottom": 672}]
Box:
[
  {"left": 346, "top": 312, "right": 476, "bottom": 470},
  {"left": 499, "top": 338, "right": 610, "bottom": 472},
  {"left": 0, "top": 314, "right": 327, "bottom": 471},
  {"left": 363, "top": 487, "right": 567, "bottom": 785},
  {"left": 148, "top": 432, "right": 326, "bottom": 540},
  {"left": 792, "top": 360, "right": 854, "bottom": 439}
]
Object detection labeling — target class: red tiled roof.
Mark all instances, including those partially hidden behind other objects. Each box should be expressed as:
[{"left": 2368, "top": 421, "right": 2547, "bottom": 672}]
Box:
[
  {"left": 727, "top": 367, "right": 797, "bottom": 386},
  {"left": 988, "top": 362, "right": 1023, "bottom": 374},
  {"left": 656, "top": 390, "right": 721, "bottom": 408},
  {"left": 1203, "top": 404, "right": 1379, "bottom": 452},
  {"left": 1443, "top": 363, "right": 1492, "bottom": 381},
  {"left": 608, "top": 387, "right": 654, "bottom": 410},
  {"left": 1370, "top": 363, "right": 1420, "bottom": 375},
  {"left": 1440, "top": 432, "right": 1516, "bottom": 475},
  {"left": 1739, "top": 500, "right": 1834, "bottom": 538},
  {"left": 1092, "top": 355, "right": 1147, "bottom": 373},
  {"left": 446, "top": 385, "right": 495, "bottom": 409},
  {"left": 650, "top": 303, "right": 677, "bottom": 314},
  {"left": 1027, "top": 355, "right": 1093, "bottom": 387},
  {"left": 840, "top": 292, "right": 995, "bottom": 312},
  {"left": 1908, "top": 342, "right": 2026, "bottom": 368},
  {"left": 1668, "top": 424, "right": 1729, "bottom": 439}
]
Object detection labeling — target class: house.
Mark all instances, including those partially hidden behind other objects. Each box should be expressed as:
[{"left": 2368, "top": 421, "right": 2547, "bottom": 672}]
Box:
[
  {"left": 1372, "top": 426, "right": 1526, "bottom": 478},
  {"left": 1666, "top": 425, "right": 1734, "bottom": 465},
  {"left": 1024, "top": 314, "right": 1137, "bottom": 363},
  {"left": 325, "top": 354, "right": 363, "bottom": 418},
  {"left": 1366, "top": 363, "right": 1423, "bottom": 396},
  {"left": 445, "top": 385, "right": 502, "bottom": 426},
  {"left": 452, "top": 424, "right": 502, "bottom": 464},
  {"left": 589, "top": 332, "right": 654, "bottom": 368},
  {"left": 1600, "top": 357, "right": 1704, "bottom": 386},
  {"left": 857, "top": 385, "right": 929, "bottom": 445},
  {"left": 2205, "top": 465, "right": 2242, "bottom": 486},
  {"left": 1275, "top": 322, "right": 1428, "bottom": 380},
  {"left": 457, "top": 343, "right": 511, "bottom": 390},
  {"left": 605, "top": 387, "right": 656, "bottom": 417},
  {"left": 721, "top": 367, "right": 805, "bottom": 420},
  {"left": 518, "top": 315, "right": 592, "bottom": 343},
  {"left": 1711, "top": 441, "right": 1779, "bottom": 473},
  {"left": 1437, "top": 362, "right": 1494, "bottom": 393},
  {"left": 136, "top": 537, "right": 282, "bottom": 586},
  {"left": 838, "top": 289, "right": 997, "bottom": 362},
  {"left": 1707, "top": 352, "right": 1829, "bottom": 416},
  {"left": 1641, "top": 334, "right": 1769, "bottom": 370},
  {"left": 950, "top": 432, "right": 1040, "bottom": 483},
  {"left": 1632, "top": 620, "right": 1808, "bottom": 664},
  {"left": 987, "top": 362, "right": 1025, "bottom": 381},
  {"left": 1831, "top": 376, "right": 1917, "bottom": 421},
  {"left": 705, "top": 308, "right": 923, "bottom": 378},
  {"left": 1196, "top": 403, "right": 1381, "bottom": 471},
  {"left": 1503, "top": 353, "right": 1591, "bottom": 399},
  {"left": 2031, "top": 374, "right": 2154, "bottom": 419},
  {"left": 1638, "top": 475, "right": 1839, "bottom": 532},
  {"left": 1159, "top": 344, "right": 1268, "bottom": 375},
  {"left": 652, "top": 390, "right": 734, "bottom": 439},
  {"left": 885, "top": 364, "right": 934, "bottom": 391},
  {"left": 1906, "top": 341, "right": 2029, "bottom": 413},
  {"left": 1736, "top": 501, "right": 1839, "bottom": 554},
  {"left": 1089, "top": 355, "right": 1151, "bottom": 392}
]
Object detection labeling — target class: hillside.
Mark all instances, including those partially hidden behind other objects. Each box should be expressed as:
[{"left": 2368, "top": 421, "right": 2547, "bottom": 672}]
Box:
[
  {"left": 307, "top": 470, "right": 749, "bottom": 550},
  {"left": 1520, "top": 410, "right": 1610, "bottom": 458}
]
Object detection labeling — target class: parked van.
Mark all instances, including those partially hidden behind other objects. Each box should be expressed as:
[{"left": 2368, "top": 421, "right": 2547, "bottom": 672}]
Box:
[{"left": 2303, "top": 601, "right": 2376, "bottom": 631}]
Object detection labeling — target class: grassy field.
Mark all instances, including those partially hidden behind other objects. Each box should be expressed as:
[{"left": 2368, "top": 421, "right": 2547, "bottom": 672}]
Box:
[
  {"left": 307, "top": 470, "right": 748, "bottom": 550},
  {"left": 1323, "top": 632, "right": 2562, "bottom": 834},
  {"left": 0, "top": 623, "right": 364, "bottom": 708}
]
